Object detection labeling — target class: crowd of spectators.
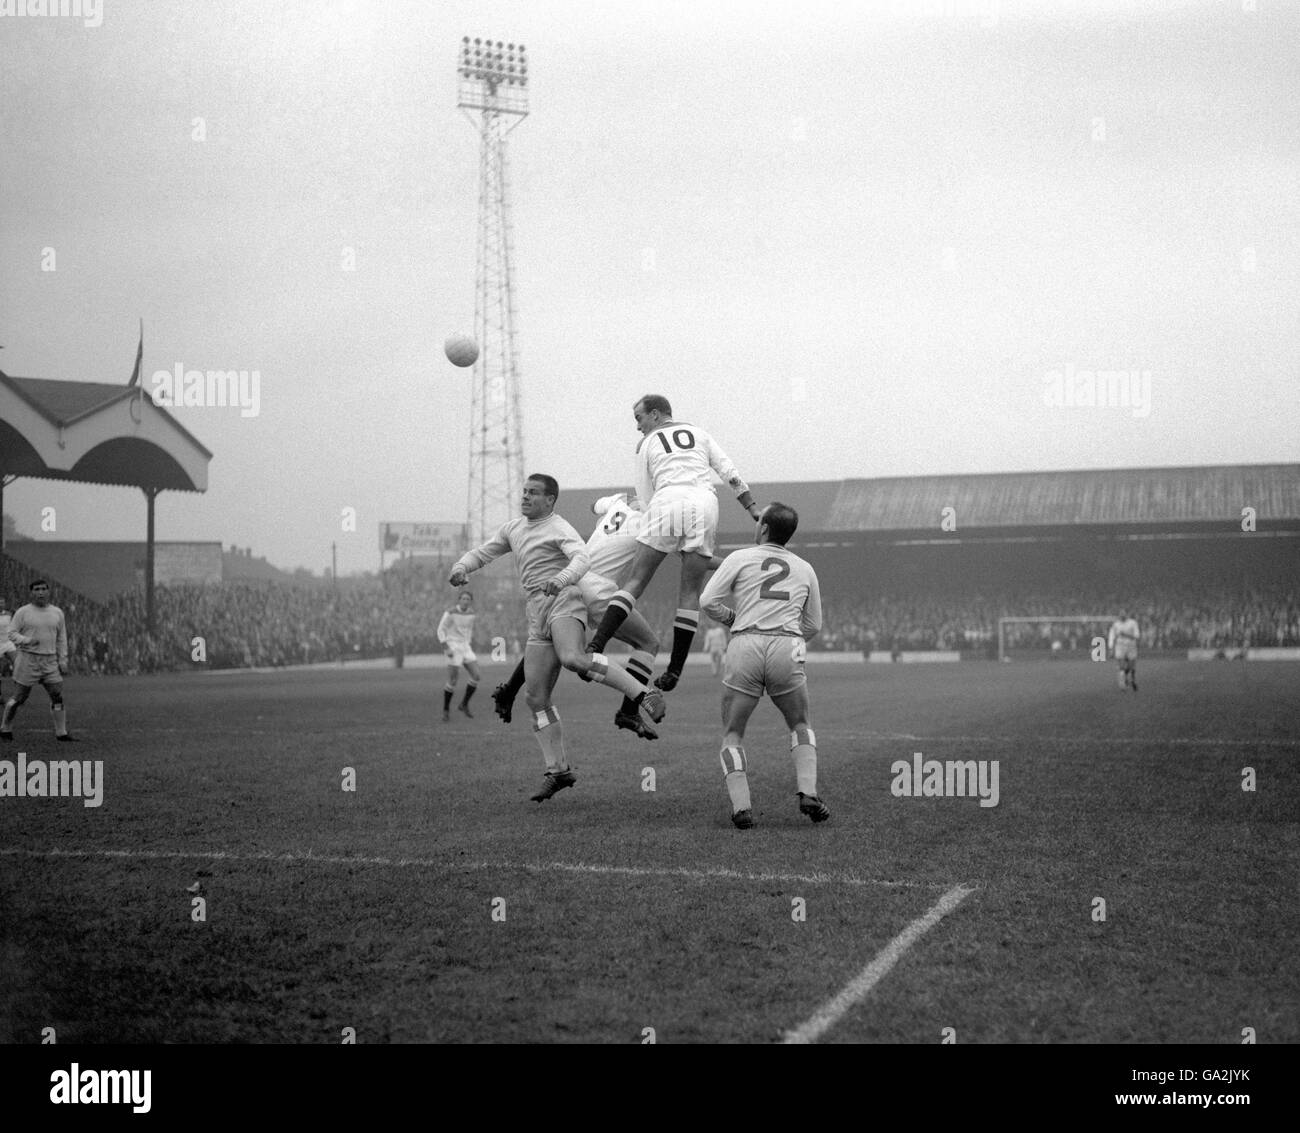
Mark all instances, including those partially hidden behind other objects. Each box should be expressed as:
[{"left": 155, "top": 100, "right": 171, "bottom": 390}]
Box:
[
  {"left": 809, "top": 583, "right": 1300, "bottom": 654},
  {"left": 3, "top": 553, "right": 1297, "bottom": 674}
]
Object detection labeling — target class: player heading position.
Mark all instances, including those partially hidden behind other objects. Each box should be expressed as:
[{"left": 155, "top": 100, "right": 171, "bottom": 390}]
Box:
[
  {"left": 493, "top": 492, "right": 664, "bottom": 741},
  {"left": 587, "top": 395, "right": 761, "bottom": 692},
  {"left": 699, "top": 503, "right": 826, "bottom": 829},
  {"left": 449, "top": 474, "right": 667, "bottom": 802},
  {"left": 1, "top": 579, "right": 75, "bottom": 742},
  {"left": 437, "top": 590, "right": 481, "bottom": 720},
  {"left": 1108, "top": 609, "right": 1140, "bottom": 691}
]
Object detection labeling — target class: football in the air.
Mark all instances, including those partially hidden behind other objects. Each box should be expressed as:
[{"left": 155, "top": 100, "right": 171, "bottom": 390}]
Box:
[{"left": 444, "top": 334, "right": 479, "bottom": 368}]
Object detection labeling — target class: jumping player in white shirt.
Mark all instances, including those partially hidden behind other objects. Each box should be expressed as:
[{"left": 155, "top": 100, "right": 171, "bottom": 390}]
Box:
[
  {"left": 449, "top": 474, "right": 667, "bottom": 802},
  {"left": 699, "top": 503, "right": 827, "bottom": 829},
  {"left": 586, "top": 394, "right": 761, "bottom": 693},
  {"left": 437, "top": 590, "right": 481, "bottom": 720},
  {"left": 1108, "top": 610, "right": 1140, "bottom": 691}
]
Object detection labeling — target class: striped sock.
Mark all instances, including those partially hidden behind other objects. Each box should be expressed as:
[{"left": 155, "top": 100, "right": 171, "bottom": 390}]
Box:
[
  {"left": 666, "top": 609, "right": 701, "bottom": 675},
  {"left": 720, "top": 745, "right": 751, "bottom": 812},
  {"left": 620, "top": 649, "right": 655, "bottom": 714},
  {"left": 589, "top": 591, "right": 634, "bottom": 653},
  {"left": 584, "top": 652, "right": 642, "bottom": 700},
  {"left": 790, "top": 725, "right": 817, "bottom": 796},
  {"left": 532, "top": 706, "right": 567, "bottom": 772}
]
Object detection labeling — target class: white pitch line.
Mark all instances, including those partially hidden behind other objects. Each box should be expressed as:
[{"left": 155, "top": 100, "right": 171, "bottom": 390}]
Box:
[
  {"left": 94, "top": 727, "right": 1300, "bottom": 747},
  {"left": 0, "top": 848, "right": 949, "bottom": 889},
  {"left": 812, "top": 731, "right": 1300, "bottom": 748},
  {"left": 782, "top": 883, "right": 976, "bottom": 1045}
]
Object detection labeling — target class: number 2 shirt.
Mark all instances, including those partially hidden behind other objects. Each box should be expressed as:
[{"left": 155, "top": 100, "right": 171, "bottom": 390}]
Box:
[{"left": 700, "top": 544, "right": 822, "bottom": 639}]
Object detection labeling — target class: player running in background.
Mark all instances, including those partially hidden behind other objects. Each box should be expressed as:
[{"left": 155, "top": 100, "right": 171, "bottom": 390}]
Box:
[
  {"left": 492, "top": 492, "right": 664, "bottom": 740},
  {"left": 1, "top": 579, "right": 76, "bottom": 742},
  {"left": 1108, "top": 609, "right": 1140, "bottom": 691},
  {"left": 437, "top": 590, "right": 482, "bottom": 720},
  {"left": 586, "top": 395, "right": 761, "bottom": 693},
  {"left": 699, "top": 503, "right": 827, "bottom": 829},
  {"left": 703, "top": 621, "right": 728, "bottom": 677},
  {"left": 449, "top": 474, "right": 667, "bottom": 802}
]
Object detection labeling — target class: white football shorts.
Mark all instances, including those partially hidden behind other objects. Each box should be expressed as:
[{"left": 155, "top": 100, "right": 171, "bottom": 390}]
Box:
[{"left": 636, "top": 485, "right": 719, "bottom": 557}]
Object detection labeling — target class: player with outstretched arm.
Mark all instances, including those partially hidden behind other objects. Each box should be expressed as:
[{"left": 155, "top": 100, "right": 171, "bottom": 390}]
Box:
[
  {"left": 449, "top": 474, "right": 667, "bottom": 802},
  {"left": 699, "top": 503, "right": 827, "bottom": 829}
]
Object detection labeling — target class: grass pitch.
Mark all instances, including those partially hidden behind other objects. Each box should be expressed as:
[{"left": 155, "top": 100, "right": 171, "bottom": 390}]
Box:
[{"left": 0, "top": 658, "right": 1296, "bottom": 1044}]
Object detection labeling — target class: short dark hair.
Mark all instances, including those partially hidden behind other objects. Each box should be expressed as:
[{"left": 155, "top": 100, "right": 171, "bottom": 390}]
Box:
[
  {"left": 761, "top": 503, "right": 799, "bottom": 546},
  {"left": 636, "top": 394, "right": 672, "bottom": 417},
  {"left": 457, "top": 590, "right": 474, "bottom": 600},
  {"left": 526, "top": 473, "right": 559, "bottom": 502},
  {"left": 30, "top": 579, "right": 49, "bottom": 590}
]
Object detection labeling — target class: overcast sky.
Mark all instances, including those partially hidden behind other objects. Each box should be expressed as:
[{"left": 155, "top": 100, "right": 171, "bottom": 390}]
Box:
[{"left": 2, "top": 0, "right": 1296, "bottom": 574}]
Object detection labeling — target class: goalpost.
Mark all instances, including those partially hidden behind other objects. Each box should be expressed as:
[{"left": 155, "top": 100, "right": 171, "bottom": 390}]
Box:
[{"left": 997, "top": 616, "right": 1119, "bottom": 662}]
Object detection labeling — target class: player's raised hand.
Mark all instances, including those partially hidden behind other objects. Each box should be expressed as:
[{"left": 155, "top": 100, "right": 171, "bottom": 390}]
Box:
[{"left": 449, "top": 566, "right": 468, "bottom": 587}]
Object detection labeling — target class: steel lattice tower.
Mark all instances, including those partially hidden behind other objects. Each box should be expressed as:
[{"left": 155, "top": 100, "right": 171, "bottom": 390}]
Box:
[{"left": 458, "top": 36, "right": 528, "bottom": 547}]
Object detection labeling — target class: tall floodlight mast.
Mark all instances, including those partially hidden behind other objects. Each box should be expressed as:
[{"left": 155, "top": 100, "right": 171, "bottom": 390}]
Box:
[{"left": 458, "top": 36, "right": 528, "bottom": 547}]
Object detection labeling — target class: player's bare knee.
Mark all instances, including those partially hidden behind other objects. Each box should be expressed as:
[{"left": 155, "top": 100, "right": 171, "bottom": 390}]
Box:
[
  {"left": 523, "top": 689, "right": 549, "bottom": 713},
  {"left": 557, "top": 649, "right": 586, "bottom": 674}
]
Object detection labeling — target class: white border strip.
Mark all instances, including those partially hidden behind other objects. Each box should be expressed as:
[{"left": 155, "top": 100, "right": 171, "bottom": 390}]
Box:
[{"left": 782, "top": 883, "right": 976, "bottom": 1044}]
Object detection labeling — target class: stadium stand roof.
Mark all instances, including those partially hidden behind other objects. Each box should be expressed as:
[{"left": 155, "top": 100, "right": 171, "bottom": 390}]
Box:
[
  {"left": 562, "top": 464, "right": 1300, "bottom": 539},
  {"left": 0, "top": 372, "right": 211, "bottom": 491},
  {"left": 2, "top": 345, "right": 215, "bottom": 629}
]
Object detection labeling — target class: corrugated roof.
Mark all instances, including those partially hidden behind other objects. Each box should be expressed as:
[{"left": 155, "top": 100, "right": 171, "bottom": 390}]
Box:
[
  {"left": 4, "top": 376, "right": 134, "bottom": 423},
  {"left": 560, "top": 465, "right": 1300, "bottom": 536},
  {"left": 827, "top": 465, "right": 1300, "bottom": 529}
]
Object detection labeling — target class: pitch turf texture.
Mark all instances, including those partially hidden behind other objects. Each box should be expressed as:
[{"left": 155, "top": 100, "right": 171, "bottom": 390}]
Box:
[{"left": 1, "top": 659, "right": 1296, "bottom": 1044}]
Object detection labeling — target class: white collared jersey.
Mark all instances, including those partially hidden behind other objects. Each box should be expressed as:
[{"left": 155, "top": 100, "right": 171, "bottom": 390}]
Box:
[
  {"left": 438, "top": 609, "right": 476, "bottom": 649},
  {"left": 1108, "top": 617, "right": 1140, "bottom": 650},
  {"left": 634, "top": 421, "right": 749, "bottom": 504},
  {"left": 585, "top": 495, "right": 644, "bottom": 581},
  {"left": 700, "top": 544, "right": 822, "bottom": 638}
]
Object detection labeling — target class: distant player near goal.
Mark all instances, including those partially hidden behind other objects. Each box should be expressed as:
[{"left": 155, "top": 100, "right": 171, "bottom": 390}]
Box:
[
  {"left": 586, "top": 394, "right": 761, "bottom": 693},
  {"left": 492, "top": 492, "right": 666, "bottom": 741},
  {"left": 699, "top": 503, "right": 827, "bottom": 829},
  {"left": 703, "top": 622, "right": 728, "bottom": 677},
  {"left": 437, "top": 590, "right": 481, "bottom": 721},
  {"left": 1108, "top": 610, "right": 1140, "bottom": 691},
  {"left": 449, "top": 474, "right": 667, "bottom": 803}
]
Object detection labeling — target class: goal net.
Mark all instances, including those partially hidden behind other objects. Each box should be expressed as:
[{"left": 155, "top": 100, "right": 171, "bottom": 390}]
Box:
[{"left": 996, "top": 616, "right": 1119, "bottom": 662}]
